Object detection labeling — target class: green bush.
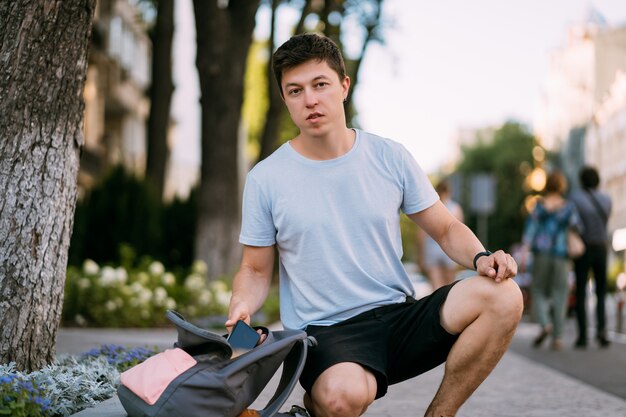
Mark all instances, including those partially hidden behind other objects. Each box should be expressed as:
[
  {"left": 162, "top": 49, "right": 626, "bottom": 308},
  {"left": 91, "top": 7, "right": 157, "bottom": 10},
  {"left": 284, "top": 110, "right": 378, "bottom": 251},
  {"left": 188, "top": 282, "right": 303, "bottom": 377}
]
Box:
[
  {"left": 69, "top": 166, "right": 198, "bottom": 272},
  {"left": 69, "top": 166, "right": 162, "bottom": 266}
]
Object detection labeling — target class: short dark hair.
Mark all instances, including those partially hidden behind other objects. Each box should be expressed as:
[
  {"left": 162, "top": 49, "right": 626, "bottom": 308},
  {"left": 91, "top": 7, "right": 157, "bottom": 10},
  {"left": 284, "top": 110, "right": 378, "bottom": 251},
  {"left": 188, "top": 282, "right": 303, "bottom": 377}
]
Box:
[
  {"left": 544, "top": 170, "right": 567, "bottom": 194},
  {"left": 272, "top": 33, "right": 346, "bottom": 97},
  {"left": 579, "top": 166, "right": 600, "bottom": 189}
]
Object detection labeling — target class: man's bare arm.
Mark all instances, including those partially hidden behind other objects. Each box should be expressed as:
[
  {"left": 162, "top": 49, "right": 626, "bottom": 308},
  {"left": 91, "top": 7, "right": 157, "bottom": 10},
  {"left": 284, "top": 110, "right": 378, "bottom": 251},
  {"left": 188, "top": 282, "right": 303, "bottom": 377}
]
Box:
[
  {"left": 226, "top": 245, "right": 275, "bottom": 330},
  {"left": 408, "top": 201, "right": 516, "bottom": 282}
]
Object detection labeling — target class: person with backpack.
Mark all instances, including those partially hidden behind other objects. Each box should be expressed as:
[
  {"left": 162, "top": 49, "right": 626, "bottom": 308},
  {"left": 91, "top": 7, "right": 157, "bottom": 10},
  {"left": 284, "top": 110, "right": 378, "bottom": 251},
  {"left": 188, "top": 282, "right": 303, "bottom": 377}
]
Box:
[
  {"left": 227, "top": 33, "right": 523, "bottom": 417},
  {"left": 521, "top": 171, "right": 583, "bottom": 351},
  {"left": 570, "top": 166, "right": 613, "bottom": 348}
]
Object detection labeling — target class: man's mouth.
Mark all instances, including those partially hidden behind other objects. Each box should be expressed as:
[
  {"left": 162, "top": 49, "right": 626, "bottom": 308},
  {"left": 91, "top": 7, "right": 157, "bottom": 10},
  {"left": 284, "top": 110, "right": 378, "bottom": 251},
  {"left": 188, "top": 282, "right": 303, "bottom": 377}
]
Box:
[{"left": 307, "top": 112, "right": 323, "bottom": 120}]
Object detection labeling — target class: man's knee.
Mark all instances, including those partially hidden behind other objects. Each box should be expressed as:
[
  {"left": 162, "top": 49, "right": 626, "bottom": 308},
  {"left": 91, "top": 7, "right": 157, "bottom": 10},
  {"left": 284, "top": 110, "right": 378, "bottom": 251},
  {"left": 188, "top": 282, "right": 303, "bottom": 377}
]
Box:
[
  {"left": 311, "top": 365, "right": 376, "bottom": 417},
  {"left": 481, "top": 277, "right": 524, "bottom": 323},
  {"left": 443, "top": 276, "right": 523, "bottom": 333}
]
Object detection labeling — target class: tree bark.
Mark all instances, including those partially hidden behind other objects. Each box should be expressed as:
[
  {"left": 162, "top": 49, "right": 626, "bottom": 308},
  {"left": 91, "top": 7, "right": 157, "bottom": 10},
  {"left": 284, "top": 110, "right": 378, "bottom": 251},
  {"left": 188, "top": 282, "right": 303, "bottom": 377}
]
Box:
[
  {"left": 145, "top": 0, "right": 175, "bottom": 200},
  {"left": 344, "top": 0, "right": 383, "bottom": 121},
  {"left": 192, "top": 0, "right": 260, "bottom": 279},
  {"left": 257, "top": 0, "right": 284, "bottom": 163},
  {"left": 0, "top": 0, "right": 95, "bottom": 371}
]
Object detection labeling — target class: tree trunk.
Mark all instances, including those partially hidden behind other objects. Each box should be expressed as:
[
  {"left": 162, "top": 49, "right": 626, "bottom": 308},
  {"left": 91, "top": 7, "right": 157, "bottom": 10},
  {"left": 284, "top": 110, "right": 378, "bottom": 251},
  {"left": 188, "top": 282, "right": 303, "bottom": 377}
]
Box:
[
  {"left": 257, "top": 0, "right": 284, "bottom": 163},
  {"left": 0, "top": 0, "right": 95, "bottom": 371},
  {"left": 344, "top": 0, "right": 383, "bottom": 117},
  {"left": 192, "top": 0, "right": 260, "bottom": 279},
  {"left": 146, "top": 0, "right": 175, "bottom": 200}
]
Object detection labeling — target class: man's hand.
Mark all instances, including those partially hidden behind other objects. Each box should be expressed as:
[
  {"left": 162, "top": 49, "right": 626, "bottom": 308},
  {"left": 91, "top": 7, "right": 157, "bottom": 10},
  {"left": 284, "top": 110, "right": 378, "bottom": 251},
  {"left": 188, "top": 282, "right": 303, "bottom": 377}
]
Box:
[
  {"left": 476, "top": 249, "right": 517, "bottom": 283},
  {"left": 226, "top": 300, "right": 267, "bottom": 344},
  {"left": 225, "top": 296, "right": 254, "bottom": 332}
]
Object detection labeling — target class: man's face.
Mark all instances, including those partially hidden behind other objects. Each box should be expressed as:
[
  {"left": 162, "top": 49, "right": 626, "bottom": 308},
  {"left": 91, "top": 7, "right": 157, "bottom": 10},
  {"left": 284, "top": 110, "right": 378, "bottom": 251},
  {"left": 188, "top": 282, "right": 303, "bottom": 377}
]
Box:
[{"left": 280, "top": 59, "right": 350, "bottom": 136}]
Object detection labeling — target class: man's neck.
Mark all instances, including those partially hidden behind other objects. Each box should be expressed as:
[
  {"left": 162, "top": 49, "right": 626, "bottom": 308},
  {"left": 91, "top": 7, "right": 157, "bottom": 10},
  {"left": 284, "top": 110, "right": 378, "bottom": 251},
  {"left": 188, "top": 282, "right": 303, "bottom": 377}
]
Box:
[{"left": 291, "top": 127, "right": 355, "bottom": 161}]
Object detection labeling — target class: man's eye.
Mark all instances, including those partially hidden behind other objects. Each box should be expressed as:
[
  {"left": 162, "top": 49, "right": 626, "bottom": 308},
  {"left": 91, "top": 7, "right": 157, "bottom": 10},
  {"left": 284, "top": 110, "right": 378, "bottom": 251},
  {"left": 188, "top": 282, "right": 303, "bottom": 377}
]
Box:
[
  {"left": 315, "top": 82, "right": 328, "bottom": 88},
  {"left": 288, "top": 89, "right": 301, "bottom": 96}
]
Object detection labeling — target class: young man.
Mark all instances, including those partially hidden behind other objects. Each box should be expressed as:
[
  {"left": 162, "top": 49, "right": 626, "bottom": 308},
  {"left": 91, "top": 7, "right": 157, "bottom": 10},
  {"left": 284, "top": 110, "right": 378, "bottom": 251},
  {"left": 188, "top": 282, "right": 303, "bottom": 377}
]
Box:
[{"left": 227, "top": 33, "right": 523, "bottom": 417}]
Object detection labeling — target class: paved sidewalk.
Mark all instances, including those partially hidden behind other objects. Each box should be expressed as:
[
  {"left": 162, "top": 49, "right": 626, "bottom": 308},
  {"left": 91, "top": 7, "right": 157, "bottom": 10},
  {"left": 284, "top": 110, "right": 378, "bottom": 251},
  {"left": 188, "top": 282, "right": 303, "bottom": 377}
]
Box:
[{"left": 60, "top": 325, "right": 626, "bottom": 417}]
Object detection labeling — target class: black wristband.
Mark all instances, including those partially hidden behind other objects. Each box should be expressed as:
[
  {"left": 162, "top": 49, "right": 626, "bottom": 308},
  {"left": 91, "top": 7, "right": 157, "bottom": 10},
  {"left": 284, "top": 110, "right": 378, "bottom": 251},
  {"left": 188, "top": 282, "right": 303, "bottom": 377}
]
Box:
[{"left": 473, "top": 250, "right": 492, "bottom": 270}]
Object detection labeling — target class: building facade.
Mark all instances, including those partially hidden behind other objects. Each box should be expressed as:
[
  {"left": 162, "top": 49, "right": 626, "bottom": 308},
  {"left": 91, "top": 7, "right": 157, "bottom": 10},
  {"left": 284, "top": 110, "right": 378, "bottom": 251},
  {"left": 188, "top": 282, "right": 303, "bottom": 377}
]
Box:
[
  {"left": 534, "top": 11, "right": 626, "bottom": 244},
  {"left": 81, "top": 0, "right": 151, "bottom": 192}
]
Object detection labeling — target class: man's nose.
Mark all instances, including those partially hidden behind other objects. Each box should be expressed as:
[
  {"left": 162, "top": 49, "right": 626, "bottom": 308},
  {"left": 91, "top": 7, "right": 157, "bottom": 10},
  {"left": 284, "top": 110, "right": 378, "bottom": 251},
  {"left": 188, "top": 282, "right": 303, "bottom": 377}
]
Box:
[{"left": 303, "top": 89, "right": 318, "bottom": 107}]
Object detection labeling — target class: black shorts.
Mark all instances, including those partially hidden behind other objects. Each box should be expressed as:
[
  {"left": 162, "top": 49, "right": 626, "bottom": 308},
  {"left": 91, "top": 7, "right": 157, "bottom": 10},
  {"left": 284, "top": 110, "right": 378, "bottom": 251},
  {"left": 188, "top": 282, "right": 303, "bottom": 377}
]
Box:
[{"left": 299, "top": 282, "right": 459, "bottom": 399}]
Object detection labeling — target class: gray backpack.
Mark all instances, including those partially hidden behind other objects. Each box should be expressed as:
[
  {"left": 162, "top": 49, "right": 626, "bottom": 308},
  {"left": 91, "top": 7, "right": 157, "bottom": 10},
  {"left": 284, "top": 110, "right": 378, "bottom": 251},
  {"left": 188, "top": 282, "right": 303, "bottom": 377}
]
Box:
[{"left": 117, "top": 310, "right": 313, "bottom": 417}]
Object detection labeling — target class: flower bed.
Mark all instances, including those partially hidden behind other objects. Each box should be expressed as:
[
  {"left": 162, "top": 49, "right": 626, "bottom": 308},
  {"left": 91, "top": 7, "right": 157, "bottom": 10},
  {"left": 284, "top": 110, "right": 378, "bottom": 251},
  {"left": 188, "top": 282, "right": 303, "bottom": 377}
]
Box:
[
  {"left": 63, "top": 259, "right": 232, "bottom": 327},
  {"left": 0, "top": 345, "right": 159, "bottom": 416}
]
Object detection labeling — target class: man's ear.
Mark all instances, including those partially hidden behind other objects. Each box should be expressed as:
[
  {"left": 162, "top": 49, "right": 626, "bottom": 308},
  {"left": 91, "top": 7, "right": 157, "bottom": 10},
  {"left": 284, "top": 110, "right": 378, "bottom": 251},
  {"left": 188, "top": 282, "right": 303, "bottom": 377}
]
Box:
[{"left": 342, "top": 76, "right": 351, "bottom": 94}]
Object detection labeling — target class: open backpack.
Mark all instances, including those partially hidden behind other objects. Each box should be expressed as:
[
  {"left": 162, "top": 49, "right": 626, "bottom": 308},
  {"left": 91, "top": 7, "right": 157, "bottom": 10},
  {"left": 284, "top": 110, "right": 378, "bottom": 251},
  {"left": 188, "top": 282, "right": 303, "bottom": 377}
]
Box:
[{"left": 117, "top": 310, "right": 314, "bottom": 417}]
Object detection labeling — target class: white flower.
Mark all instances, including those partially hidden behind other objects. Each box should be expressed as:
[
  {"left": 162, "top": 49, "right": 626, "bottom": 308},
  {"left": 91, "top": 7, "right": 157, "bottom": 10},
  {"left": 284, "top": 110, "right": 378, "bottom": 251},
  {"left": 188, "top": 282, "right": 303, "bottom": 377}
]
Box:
[
  {"left": 209, "top": 280, "right": 228, "bottom": 293},
  {"left": 215, "top": 290, "right": 232, "bottom": 308},
  {"left": 161, "top": 272, "right": 176, "bottom": 286},
  {"left": 154, "top": 287, "right": 168, "bottom": 305},
  {"left": 130, "top": 282, "right": 144, "bottom": 293},
  {"left": 137, "top": 272, "right": 149, "bottom": 285},
  {"left": 115, "top": 267, "right": 128, "bottom": 284},
  {"left": 191, "top": 260, "right": 208, "bottom": 275},
  {"left": 198, "top": 290, "right": 213, "bottom": 306},
  {"left": 184, "top": 274, "right": 205, "bottom": 291},
  {"left": 77, "top": 278, "right": 91, "bottom": 290},
  {"left": 138, "top": 288, "right": 152, "bottom": 304},
  {"left": 149, "top": 261, "right": 165, "bottom": 276},
  {"left": 100, "top": 266, "right": 117, "bottom": 286},
  {"left": 75, "top": 314, "right": 87, "bottom": 326},
  {"left": 105, "top": 300, "right": 117, "bottom": 311},
  {"left": 82, "top": 259, "right": 100, "bottom": 275},
  {"left": 165, "top": 297, "right": 177, "bottom": 310}
]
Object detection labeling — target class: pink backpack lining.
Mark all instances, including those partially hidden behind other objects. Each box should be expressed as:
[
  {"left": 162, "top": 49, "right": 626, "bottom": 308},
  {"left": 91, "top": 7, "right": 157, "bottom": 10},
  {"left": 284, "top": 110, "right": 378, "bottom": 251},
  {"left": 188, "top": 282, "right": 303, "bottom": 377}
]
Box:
[{"left": 120, "top": 348, "right": 197, "bottom": 405}]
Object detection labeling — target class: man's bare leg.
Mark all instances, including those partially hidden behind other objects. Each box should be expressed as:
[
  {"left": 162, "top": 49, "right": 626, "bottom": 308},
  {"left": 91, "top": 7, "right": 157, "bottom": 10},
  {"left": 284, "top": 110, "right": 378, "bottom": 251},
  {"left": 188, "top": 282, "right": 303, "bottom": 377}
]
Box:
[
  {"left": 424, "top": 276, "right": 523, "bottom": 417},
  {"left": 304, "top": 362, "right": 377, "bottom": 417}
]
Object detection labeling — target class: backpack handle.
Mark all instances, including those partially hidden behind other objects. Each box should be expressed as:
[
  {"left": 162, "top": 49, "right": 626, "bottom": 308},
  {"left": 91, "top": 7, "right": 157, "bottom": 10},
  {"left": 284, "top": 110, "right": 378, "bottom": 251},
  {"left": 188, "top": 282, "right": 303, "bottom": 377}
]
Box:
[{"left": 258, "top": 336, "right": 313, "bottom": 417}]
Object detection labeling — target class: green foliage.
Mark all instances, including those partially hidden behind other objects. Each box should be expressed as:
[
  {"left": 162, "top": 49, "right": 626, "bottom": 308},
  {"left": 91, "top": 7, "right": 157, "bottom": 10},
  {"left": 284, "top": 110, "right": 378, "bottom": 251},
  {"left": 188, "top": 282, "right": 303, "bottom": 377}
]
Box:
[
  {"left": 0, "top": 373, "right": 48, "bottom": 417},
  {"left": 243, "top": 40, "right": 270, "bottom": 159},
  {"left": 455, "top": 121, "right": 536, "bottom": 251},
  {"left": 69, "top": 165, "right": 198, "bottom": 271},
  {"left": 400, "top": 213, "right": 418, "bottom": 263},
  {"left": 63, "top": 258, "right": 232, "bottom": 327},
  {"left": 69, "top": 166, "right": 162, "bottom": 266},
  {"left": 161, "top": 187, "right": 198, "bottom": 269},
  {"left": 260, "top": 286, "right": 281, "bottom": 325}
]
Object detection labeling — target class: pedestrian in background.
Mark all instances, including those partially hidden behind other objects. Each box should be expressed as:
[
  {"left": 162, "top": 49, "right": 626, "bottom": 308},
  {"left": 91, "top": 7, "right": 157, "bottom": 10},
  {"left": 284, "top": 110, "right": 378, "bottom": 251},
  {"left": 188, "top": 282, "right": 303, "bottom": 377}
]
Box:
[
  {"left": 417, "top": 179, "right": 464, "bottom": 290},
  {"left": 522, "top": 171, "right": 582, "bottom": 350},
  {"left": 570, "top": 166, "right": 613, "bottom": 348}
]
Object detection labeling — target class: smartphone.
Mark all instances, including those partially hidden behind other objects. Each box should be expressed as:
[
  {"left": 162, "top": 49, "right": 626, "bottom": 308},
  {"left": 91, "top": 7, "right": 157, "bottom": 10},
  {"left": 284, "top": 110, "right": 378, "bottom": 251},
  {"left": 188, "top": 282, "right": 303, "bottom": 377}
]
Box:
[{"left": 227, "top": 320, "right": 260, "bottom": 354}]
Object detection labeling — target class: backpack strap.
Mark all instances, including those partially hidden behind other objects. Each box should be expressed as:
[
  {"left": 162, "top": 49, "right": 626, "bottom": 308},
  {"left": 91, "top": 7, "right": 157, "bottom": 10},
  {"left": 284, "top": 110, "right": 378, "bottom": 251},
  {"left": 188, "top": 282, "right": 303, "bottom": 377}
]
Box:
[
  {"left": 258, "top": 336, "right": 316, "bottom": 417},
  {"left": 584, "top": 189, "right": 608, "bottom": 223}
]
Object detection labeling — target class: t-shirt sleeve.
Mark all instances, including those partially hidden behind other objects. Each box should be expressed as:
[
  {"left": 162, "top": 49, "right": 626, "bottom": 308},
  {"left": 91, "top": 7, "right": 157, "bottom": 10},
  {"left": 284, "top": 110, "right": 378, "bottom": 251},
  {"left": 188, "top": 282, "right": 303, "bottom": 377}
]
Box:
[
  {"left": 239, "top": 175, "right": 276, "bottom": 247},
  {"left": 399, "top": 146, "right": 439, "bottom": 214}
]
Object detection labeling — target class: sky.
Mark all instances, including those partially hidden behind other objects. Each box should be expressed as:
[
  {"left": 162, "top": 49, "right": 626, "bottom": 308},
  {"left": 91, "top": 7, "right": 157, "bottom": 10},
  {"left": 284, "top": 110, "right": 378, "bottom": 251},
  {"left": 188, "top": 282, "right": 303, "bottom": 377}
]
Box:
[{"left": 170, "top": 0, "right": 626, "bottom": 177}]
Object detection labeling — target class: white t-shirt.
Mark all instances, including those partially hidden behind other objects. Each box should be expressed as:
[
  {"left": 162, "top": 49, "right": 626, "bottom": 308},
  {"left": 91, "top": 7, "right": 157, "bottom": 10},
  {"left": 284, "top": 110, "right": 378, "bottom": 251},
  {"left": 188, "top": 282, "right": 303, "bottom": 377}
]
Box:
[{"left": 240, "top": 129, "right": 438, "bottom": 329}]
